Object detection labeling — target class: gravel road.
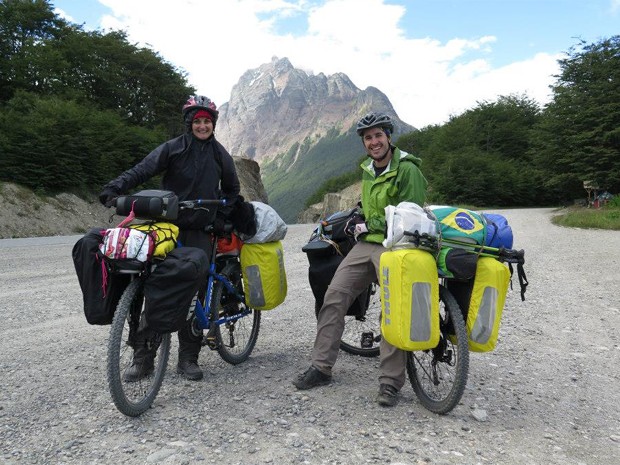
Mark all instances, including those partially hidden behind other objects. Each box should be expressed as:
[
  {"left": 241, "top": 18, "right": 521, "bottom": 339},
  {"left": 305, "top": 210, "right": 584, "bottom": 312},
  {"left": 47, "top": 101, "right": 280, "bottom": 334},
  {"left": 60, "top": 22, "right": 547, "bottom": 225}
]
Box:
[{"left": 1, "top": 208, "right": 619, "bottom": 465}]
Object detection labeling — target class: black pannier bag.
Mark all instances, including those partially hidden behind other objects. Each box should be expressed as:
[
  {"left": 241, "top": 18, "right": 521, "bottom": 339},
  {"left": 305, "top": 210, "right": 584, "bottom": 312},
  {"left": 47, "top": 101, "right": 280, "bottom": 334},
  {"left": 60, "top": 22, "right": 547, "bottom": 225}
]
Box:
[
  {"left": 303, "top": 235, "right": 366, "bottom": 317},
  {"left": 445, "top": 278, "right": 474, "bottom": 323},
  {"left": 72, "top": 228, "right": 131, "bottom": 325},
  {"left": 143, "top": 247, "right": 209, "bottom": 333}
]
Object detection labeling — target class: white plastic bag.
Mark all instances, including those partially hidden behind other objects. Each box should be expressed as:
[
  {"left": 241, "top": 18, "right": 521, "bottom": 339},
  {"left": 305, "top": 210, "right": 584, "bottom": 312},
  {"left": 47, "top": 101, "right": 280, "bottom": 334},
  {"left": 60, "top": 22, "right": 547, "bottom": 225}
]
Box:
[
  {"left": 383, "top": 202, "right": 438, "bottom": 249},
  {"left": 241, "top": 201, "right": 288, "bottom": 244},
  {"left": 99, "top": 227, "right": 154, "bottom": 262}
]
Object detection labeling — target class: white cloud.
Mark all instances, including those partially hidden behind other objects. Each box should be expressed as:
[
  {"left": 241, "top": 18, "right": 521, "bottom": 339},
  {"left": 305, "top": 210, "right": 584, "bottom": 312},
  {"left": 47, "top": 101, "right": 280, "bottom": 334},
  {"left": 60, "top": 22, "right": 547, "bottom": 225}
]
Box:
[
  {"left": 93, "top": 0, "right": 561, "bottom": 128},
  {"left": 53, "top": 8, "right": 75, "bottom": 24}
]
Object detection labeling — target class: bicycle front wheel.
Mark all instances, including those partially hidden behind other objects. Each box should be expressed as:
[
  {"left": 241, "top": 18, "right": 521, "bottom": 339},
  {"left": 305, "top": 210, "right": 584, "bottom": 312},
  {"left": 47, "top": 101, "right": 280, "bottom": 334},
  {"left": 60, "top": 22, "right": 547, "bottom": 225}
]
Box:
[
  {"left": 107, "top": 278, "right": 171, "bottom": 417},
  {"left": 212, "top": 261, "right": 261, "bottom": 365},
  {"left": 406, "top": 284, "right": 469, "bottom": 415}
]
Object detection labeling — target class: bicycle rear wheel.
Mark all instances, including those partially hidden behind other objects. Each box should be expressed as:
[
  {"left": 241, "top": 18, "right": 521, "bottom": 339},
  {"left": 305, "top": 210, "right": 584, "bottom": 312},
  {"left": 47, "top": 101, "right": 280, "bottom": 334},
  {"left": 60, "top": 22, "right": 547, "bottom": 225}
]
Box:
[
  {"left": 213, "top": 261, "right": 261, "bottom": 365},
  {"left": 338, "top": 283, "right": 381, "bottom": 357},
  {"left": 406, "top": 284, "right": 469, "bottom": 414},
  {"left": 107, "top": 278, "right": 171, "bottom": 417}
]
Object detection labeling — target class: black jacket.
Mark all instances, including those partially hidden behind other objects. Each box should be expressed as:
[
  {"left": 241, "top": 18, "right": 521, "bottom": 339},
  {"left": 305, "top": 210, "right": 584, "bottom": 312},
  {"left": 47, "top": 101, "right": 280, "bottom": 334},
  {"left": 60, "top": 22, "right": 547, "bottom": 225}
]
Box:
[{"left": 103, "top": 133, "right": 240, "bottom": 229}]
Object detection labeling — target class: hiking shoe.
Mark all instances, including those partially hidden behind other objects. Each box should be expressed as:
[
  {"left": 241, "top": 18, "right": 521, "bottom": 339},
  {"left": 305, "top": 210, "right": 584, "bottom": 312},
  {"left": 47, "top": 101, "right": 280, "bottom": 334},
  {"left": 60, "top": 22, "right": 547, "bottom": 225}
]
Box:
[
  {"left": 123, "top": 361, "right": 154, "bottom": 382},
  {"left": 293, "top": 366, "right": 332, "bottom": 390},
  {"left": 377, "top": 384, "right": 399, "bottom": 407},
  {"left": 177, "top": 360, "right": 204, "bottom": 381}
]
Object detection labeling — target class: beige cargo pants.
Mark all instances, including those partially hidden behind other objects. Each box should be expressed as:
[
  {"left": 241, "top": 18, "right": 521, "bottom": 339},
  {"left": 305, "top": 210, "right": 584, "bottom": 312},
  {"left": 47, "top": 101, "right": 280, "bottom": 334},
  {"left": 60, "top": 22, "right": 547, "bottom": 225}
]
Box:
[{"left": 311, "top": 240, "right": 407, "bottom": 390}]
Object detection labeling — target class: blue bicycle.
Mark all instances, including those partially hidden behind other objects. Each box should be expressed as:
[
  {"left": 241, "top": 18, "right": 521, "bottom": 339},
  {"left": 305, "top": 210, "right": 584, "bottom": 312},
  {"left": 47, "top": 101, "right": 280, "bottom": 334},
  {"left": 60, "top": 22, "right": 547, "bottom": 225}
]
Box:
[{"left": 105, "top": 191, "right": 260, "bottom": 417}]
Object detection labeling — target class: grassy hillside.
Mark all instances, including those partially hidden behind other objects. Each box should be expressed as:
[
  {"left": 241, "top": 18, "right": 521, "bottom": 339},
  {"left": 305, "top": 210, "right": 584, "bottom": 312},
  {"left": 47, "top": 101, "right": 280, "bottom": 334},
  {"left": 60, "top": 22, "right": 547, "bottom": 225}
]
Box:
[{"left": 261, "top": 128, "right": 365, "bottom": 223}]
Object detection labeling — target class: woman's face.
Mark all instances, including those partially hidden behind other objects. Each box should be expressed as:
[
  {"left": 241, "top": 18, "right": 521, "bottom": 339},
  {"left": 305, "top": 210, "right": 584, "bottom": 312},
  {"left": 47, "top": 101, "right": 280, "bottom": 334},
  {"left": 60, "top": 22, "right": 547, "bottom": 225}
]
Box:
[{"left": 192, "top": 117, "right": 214, "bottom": 140}]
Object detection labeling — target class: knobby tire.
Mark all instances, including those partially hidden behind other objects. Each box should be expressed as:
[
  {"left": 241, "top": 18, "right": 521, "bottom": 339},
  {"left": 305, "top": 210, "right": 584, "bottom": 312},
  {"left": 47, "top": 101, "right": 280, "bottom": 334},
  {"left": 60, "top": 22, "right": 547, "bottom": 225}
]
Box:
[
  {"left": 212, "top": 261, "right": 261, "bottom": 365},
  {"left": 107, "top": 279, "right": 171, "bottom": 417},
  {"left": 406, "top": 284, "right": 469, "bottom": 414}
]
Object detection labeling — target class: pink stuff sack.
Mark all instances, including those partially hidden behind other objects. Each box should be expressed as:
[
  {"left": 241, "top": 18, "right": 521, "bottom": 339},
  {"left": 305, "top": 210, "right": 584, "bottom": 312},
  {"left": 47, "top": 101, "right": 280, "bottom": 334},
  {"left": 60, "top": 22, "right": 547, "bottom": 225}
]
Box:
[{"left": 99, "top": 227, "right": 155, "bottom": 262}]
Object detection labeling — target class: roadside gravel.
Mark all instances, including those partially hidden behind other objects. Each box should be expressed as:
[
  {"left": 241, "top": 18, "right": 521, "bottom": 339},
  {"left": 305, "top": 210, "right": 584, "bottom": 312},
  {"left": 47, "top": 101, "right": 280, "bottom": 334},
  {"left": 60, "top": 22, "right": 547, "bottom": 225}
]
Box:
[{"left": 0, "top": 208, "right": 619, "bottom": 465}]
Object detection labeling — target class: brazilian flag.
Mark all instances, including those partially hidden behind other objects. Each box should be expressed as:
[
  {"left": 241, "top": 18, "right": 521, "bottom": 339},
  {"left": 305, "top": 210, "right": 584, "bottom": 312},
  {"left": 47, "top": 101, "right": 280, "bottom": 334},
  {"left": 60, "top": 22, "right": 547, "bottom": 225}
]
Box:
[{"left": 429, "top": 206, "right": 486, "bottom": 245}]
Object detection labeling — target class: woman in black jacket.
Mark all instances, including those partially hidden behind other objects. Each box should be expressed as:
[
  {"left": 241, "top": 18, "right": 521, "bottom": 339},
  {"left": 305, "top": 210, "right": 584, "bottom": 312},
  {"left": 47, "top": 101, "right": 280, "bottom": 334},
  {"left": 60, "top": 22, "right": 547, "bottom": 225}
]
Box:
[{"left": 99, "top": 95, "right": 240, "bottom": 381}]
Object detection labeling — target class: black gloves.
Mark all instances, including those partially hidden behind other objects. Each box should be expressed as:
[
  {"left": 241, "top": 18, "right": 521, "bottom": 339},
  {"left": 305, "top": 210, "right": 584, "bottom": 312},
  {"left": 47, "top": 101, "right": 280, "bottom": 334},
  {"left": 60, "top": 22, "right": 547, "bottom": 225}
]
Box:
[
  {"left": 344, "top": 213, "right": 368, "bottom": 241},
  {"left": 213, "top": 216, "right": 227, "bottom": 234},
  {"left": 99, "top": 187, "right": 119, "bottom": 207}
]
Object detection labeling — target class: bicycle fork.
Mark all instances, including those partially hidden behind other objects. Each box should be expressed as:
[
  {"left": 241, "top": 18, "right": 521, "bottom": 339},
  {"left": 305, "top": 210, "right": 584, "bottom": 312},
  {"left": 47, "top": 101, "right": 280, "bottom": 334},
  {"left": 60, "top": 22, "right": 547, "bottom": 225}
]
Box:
[{"left": 194, "top": 265, "right": 247, "bottom": 350}]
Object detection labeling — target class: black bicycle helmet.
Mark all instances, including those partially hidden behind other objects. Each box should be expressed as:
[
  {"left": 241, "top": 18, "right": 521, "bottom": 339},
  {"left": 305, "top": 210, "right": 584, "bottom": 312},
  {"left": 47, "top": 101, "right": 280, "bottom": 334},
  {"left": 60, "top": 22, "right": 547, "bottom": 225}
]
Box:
[
  {"left": 182, "top": 95, "right": 219, "bottom": 123},
  {"left": 356, "top": 112, "right": 394, "bottom": 136}
]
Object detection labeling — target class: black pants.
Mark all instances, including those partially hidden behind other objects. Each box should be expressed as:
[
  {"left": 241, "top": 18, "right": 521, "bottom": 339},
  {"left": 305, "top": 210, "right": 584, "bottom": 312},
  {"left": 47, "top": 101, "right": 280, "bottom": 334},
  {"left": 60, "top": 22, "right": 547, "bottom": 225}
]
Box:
[{"left": 176, "top": 229, "right": 212, "bottom": 362}]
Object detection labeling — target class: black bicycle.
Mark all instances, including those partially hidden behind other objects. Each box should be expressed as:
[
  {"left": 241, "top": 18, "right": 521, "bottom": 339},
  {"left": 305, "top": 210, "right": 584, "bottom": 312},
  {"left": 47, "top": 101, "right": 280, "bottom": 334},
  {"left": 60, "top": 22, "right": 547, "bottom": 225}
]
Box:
[
  {"left": 302, "top": 210, "right": 470, "bottom": 414},
  {"left": 105, "top": 191, "right": 260, "bottom": 416},
  {"left": 302, "top": 209, "right": 383, "bottom": 357}
]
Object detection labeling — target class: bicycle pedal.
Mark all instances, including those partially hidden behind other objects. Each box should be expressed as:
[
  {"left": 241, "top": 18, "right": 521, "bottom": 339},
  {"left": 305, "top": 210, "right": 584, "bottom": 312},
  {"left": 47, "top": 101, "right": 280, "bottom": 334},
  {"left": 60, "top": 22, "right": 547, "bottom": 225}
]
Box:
[{"left": 202, "top": 335, "right": 221, "bottom": 350}]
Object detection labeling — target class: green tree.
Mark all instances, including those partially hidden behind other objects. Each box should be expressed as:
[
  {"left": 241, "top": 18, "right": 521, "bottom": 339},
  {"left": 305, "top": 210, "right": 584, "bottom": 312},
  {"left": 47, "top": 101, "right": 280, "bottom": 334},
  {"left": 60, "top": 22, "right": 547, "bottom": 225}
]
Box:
[
  {"left": 0, "top": 91, "right": 164, "bottom": 193},
  {"left": 0, "top": 0, "right": 196, "bottom": 196},
  {"left": 0, "top": 0, "right": 68, "bottom": 100},
  {"left": 533, "top": 36, "right": 620, "bottom": 200},
  {"left": 54, "top": 29, "right": 193, "bottom": 132},
  {"left": 398, "top": 95, "right": 543, "bottom": 207}
]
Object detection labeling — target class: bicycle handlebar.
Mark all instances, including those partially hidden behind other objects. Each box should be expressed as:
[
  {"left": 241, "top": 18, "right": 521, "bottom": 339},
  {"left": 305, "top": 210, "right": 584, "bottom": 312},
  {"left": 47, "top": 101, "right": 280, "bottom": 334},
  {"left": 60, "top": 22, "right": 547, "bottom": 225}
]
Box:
[
  {"left": 179, "top": 199, "right": 227, "bottom": 209},
  {"left": 111, "top": 191, "right": 226, "bottom": 222}
]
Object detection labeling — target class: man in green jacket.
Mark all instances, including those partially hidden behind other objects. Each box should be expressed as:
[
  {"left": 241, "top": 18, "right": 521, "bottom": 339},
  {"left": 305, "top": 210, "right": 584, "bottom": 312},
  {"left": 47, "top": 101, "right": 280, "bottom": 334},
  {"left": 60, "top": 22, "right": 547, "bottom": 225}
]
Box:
[{"left": 293, "top": 112, "right": 428, "bottom": 406}]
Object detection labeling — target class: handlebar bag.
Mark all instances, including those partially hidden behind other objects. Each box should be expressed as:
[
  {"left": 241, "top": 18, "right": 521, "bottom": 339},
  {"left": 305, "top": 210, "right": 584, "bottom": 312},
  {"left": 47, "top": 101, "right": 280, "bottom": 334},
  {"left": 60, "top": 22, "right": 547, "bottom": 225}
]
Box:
[
  {"left": 143, "top": 247, "right": 209, "bottom": 333},
  {"left": 240, "top": 241, "right": 287, "bottom": 310},
  {"left": 380, "top": 248, "right": 439, "bottom": 351},
  {"left": 72, "top": 228, "right": 130, "bottom": 325}
]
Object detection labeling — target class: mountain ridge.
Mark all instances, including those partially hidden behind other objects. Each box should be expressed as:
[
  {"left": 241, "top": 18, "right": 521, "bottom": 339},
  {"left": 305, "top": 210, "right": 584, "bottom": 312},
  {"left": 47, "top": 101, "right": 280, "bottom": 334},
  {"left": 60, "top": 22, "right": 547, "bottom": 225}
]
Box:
[{"left": 217, "top": 56, "right": 415, "bottom": 222}]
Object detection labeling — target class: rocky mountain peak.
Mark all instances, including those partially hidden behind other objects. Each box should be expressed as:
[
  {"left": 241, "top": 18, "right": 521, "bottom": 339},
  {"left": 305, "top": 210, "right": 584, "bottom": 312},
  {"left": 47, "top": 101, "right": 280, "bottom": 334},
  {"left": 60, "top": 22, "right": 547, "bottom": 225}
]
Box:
[
  {"left": 217, "top": 57, "right": 412, "bottom": 163},
  {"left": 216, "top": 57, "right": 415, "bottom": 222}
]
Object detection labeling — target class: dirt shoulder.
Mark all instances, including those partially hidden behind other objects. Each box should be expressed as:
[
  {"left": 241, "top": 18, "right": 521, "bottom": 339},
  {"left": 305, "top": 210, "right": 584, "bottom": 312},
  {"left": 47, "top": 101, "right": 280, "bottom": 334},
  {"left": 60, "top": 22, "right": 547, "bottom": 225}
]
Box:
[{"left": 0, "top": 183, "right": 113, "bottom": 239}]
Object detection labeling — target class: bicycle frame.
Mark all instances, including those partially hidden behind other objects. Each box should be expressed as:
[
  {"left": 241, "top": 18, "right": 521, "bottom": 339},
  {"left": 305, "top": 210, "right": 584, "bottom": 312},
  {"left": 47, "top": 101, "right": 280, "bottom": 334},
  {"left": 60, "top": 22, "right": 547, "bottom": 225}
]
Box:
[{"left": 193, "top": 236, "right": 250, "bottom": 331}]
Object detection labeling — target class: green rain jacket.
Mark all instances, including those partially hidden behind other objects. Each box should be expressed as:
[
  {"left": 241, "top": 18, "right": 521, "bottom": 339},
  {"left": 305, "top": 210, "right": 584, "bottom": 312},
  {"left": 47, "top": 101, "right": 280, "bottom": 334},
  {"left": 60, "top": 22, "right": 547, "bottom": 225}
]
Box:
[{"left": 360, "top": 147, "right": 428, "bottom": 244}]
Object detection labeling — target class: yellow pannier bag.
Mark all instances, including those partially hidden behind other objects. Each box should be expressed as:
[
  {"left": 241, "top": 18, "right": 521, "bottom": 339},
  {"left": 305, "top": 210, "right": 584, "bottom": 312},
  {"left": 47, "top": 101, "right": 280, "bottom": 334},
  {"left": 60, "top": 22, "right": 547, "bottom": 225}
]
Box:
[
  {"left": 130, "top": 222, "right": 179, "bottom": 258},
  {"left": 380, "top": 248, "right": 439, "bottom": 351},
  {"left": 240, "top": 241, "right": 287, "bottom": 310},
  {"left": 466, "top": 257, "right": 511, "bottom": 352}
]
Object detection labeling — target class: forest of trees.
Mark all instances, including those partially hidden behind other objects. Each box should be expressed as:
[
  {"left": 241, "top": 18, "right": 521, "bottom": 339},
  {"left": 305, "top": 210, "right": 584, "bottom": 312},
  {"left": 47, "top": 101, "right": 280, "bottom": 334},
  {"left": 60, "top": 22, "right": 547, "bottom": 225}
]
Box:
[
  {"left": 0, "top": 0, "right": 194, "bottom": 194},
  {"left": 1, "top": 0, "right": 619, "bottom": 208}
]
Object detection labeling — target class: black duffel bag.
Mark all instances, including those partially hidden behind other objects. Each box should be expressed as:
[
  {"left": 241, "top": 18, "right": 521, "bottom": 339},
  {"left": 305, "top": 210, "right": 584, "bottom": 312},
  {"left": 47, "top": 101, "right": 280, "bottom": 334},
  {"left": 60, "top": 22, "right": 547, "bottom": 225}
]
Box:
[{"left": 143, "top": 247, "right": 209, "bottom": 333}]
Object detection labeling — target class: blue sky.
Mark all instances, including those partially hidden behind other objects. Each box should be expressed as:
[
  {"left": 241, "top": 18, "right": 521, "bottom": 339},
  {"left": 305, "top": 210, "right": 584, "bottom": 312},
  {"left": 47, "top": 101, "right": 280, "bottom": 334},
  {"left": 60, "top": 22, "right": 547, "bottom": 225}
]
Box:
[{"left": 52, "top": 0, "right": 620, "bottom": 128}]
